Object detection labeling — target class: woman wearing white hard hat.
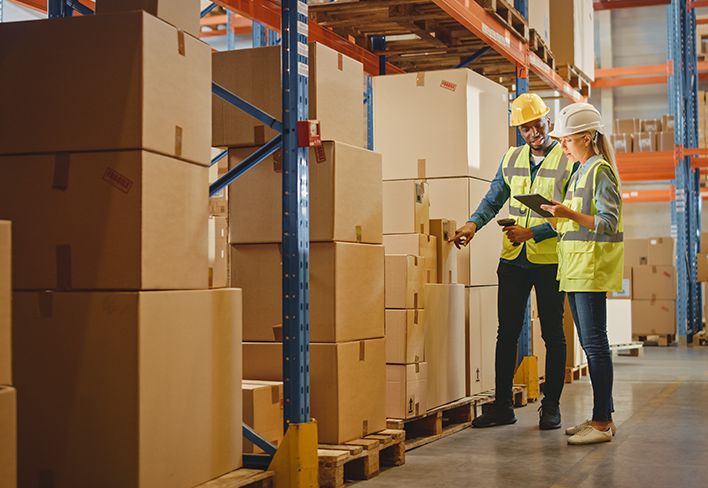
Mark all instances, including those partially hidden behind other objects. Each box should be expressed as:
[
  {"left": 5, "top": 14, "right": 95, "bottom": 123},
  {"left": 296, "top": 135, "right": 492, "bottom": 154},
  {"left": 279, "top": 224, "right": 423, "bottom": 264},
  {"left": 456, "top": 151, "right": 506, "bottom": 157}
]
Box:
[{"left": 540, "top": 102, "right": 624, "bottom": 445}]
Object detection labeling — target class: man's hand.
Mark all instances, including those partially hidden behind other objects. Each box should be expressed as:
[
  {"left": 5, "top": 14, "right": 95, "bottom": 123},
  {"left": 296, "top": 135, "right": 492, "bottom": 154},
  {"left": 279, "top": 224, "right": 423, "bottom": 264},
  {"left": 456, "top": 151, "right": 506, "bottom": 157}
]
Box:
[
  {"left": 450, "top": 222, "right": 477, "bottom": 249},
  {"left": 540, "top": 200, "right": 572, "bottom": 219},
  {"left": 503, "top": 225, "right": 533, "bottom": 244}
]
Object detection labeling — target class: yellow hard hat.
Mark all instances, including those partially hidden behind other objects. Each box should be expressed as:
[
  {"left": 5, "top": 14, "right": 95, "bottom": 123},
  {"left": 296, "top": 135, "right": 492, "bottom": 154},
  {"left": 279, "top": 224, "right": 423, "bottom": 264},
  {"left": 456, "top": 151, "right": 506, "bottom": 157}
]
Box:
[{"left": 510, "top": 93, "right": 550, "bottom": 127}]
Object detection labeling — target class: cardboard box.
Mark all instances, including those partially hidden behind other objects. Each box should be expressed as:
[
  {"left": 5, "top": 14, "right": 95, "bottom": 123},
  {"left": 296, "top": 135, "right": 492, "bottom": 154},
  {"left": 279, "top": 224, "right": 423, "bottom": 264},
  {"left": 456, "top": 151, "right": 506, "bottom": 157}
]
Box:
[
  {"left": 701, "top": 233, "right": 708, "bottom": 253},
  {"left": 656, "top": 131, "right": 675, "bottom": 152},
  {"left": 242, "top": 381, "right": 283, "bottom": 454},
  {"left": 385, "top": 309, "right": 425, "bottom": 364},
  {"left": 96, "top": 0, "right": 200, "bottom": 37},
  {"left": 531, "top": 318, "right": 546, "bottom": 379},
  {"left": 632, "top": 265, "right": 677, "bottom": 300},
  {"left": 0, "top": 12, "right": 211, "bottom": 166},
  {"left": 633, "top": 132, "right": 656, "bottom": 152},
  {"left": 528, "top": 0, "right": 551, "bottom": 44},
  {"left": 647, "top": 237, "right": 674, "bottom": 265},
  {"left": 213, "top": 43, "right": 364, "bottom": 148},
  {"left": 231, "top": 242, "right": 384, "bottom": 342},
  {"left": 424, "top": 284, "right": 466, "bottom": 410},
  {"left": 0, "top": 386, "right": 16, "bottom": 488},
  {"left": 13, "top": 289, "right": 243, "bottom": 488},
  {"left": 429, "top": 218, "right": 458, "bottom": 284},
  {"left": 466, "top": 286, "right": 498, "bottom": 395},
  {"left": 383, "top": 180, "right": 430, "bottom": 235},
  {"left": 0, "top": 150, "right": 208, "bottom": 291},
  {"left": 427, "top": 177, "right": 502, "bottom": 286},
  {"left": 209, "top": 194, "right": 228, "bottom": 217},
  {"left": 641, "top": 119, "right": 662, "bottom": 132},
  {"left": 383, "top": 234, "right": 437, "bottom": 283},
  {"left": 662, "top": 114, "right": 675, "bottom": 131},
  {"left": 563, "top": 296, "right": 587, "bottom": 368},
  {"left": 624, "top": 238, "right": 650, "bottom": 268},
  {"left": 697, "top": 253, "right": 708, "bottom": 282},
  {"left": 386, "top": 363, "right": 428, "bottom": 419},
  {"left": 0, "top": 222, "right": 10, "bottom": 386},
  {"left": 631, "top": 299, "right": 676, "bottom": 336},
  {"left": 608, "top": 277, "right": 632, "bottom": 299},
  {"left": 373, "top": 68, "right": 508, "bottom": 181},
  {"left": 610, "top": 134, "right": 632, "bottom": 153},
  {"left": 385, "top": 255, "right": 425, "bottom": 309},
  {"left": 607, "top": 299, "right": 633, "bottom": 346},
  {"left": 550, "top": 0, "right": 595, "bottom": 80},
  {"left": 614, "top": 118, "right": 641, "bottom": 133},
  {"left": 229, "top": 142, "right": 383, "bottom": 244},
  {"left": 242, "top": 339, "right": 386, "bottom": 444},
  {"left": 209, "top": 216, "right": 228, "bottom": 289}
]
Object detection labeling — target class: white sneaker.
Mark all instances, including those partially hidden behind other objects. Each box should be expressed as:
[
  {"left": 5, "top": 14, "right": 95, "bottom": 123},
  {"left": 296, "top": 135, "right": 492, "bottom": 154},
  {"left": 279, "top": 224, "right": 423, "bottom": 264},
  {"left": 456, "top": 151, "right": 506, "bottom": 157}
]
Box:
[
  {"left": 567, "top": 425, "right": 613, "bottom": 445},
  {"left": 565, "top": 420, "right": 616, "bottom": 436}
]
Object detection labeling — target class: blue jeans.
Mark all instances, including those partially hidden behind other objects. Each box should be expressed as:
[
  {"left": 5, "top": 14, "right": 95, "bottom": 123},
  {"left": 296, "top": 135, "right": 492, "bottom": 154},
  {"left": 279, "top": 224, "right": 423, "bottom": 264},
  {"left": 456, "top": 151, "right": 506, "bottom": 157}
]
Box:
[{"left": 567, "top": 292, "right": 614, "bottom": 421}]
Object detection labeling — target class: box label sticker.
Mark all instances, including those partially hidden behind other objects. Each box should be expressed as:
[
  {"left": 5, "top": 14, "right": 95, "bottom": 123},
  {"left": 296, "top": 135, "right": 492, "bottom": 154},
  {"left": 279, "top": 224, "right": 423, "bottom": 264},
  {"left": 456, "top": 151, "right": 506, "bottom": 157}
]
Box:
[
  {"left": 103, "top": 167, "right": 133, "bottom": 194},
  {"left": 440, "top": 80, "right": 457, "bottom": 91}
]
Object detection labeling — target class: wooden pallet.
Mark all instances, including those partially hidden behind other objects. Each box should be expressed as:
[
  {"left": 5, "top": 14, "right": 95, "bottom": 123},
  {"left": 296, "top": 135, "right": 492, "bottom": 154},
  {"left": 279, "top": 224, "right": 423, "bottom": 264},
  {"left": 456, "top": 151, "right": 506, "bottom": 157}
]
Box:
[
  {"left": 565, "top": 363, "right": 589, "bottom": 384},
  {"left": 529, "top": 28, "right": 555, "bottom": 71},
  {"left": 694, "top": 330, "right": 708, "bottom": 345},
  {"left": 475, "top": 0, "right": 529, "bottom": 41},
  {"left": 610, "top": 341, "right": 644, "bottom": 356},
  {"left": 471, "top": 385, "right": 528, "bottom": 414},
  {"left": 634, "top": 334, "right": 676, "bottom": 347},
  {"left": 558, "top": 64, "right": 592, "bottom": 97},
  {"left": 318, "top": 429, "right": 405, "bottom": 488},
  {"left": 196, "top": 469, "right": 274, "bottom": 488}
]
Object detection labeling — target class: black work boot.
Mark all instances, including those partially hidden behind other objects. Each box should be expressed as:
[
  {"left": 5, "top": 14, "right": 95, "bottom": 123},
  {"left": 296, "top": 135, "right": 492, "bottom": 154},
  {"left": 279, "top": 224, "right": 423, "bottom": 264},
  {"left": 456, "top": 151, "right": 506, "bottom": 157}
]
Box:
[
  {"left": 472, "top": 403, "right": 517, "bottom": 428},
  {"left": 539, "top": 401, "right": 562, "bottom": 430}
]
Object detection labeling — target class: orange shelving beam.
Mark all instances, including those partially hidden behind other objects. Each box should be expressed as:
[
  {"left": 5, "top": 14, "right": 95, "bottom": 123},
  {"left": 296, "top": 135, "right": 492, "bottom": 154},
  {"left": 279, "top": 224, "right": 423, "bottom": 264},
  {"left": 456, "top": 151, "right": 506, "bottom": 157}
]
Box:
[
  {"left": 593, "top": 0, "right": 669, "bottom": 10},
  {"left": 594, "top": 61, "right": 708, "bottom": 87}
]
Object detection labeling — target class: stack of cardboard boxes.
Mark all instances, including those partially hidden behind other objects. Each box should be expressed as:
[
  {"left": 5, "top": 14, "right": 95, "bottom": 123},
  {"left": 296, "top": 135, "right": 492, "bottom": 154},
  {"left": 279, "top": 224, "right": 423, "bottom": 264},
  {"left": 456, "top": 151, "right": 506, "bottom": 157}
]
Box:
[
  {"left": 0, "top": 221, "right": 16, "bottom": 488},
  {"left": 692, "top": 234, "right": 708, "bottom": 320},
  {"left": 549, "top": 0, "right": 595, "bottom": 81},
  {"left": 0, "top": 3, "right": 245, "bottom": 487},
  {"left": 374, "top": 68, "right": 509, "bottom": 406},
  {"left": 221, "top": 44, "right": 388, "bottom": 444},
  {"left": 611, "top": 115, "right": 675, "bottom": 153}
]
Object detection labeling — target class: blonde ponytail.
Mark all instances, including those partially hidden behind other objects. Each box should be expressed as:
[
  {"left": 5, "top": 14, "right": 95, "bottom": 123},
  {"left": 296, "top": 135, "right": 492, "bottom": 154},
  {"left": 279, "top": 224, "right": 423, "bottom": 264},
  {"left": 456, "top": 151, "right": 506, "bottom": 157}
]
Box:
[{"left": 595, "top": 132, "right": 621, "bottom": 188}]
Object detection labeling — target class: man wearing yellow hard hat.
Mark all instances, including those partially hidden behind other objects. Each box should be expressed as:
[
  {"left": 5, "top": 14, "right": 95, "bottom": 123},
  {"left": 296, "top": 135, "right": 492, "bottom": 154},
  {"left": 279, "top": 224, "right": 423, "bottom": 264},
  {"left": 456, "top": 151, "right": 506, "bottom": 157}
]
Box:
[{"left": 452, "top": 93, "right": 578, "bottom": 430}]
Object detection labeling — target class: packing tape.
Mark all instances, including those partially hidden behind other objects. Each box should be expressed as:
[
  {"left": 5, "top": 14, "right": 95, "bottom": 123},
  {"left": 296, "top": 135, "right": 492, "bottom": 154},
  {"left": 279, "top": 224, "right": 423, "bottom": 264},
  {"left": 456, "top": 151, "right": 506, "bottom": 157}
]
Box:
[
  {"left": 416, "top": 72, "right": 425, "bottom": 87},
  {"left": 448, "top": 270, "right": 453, "bottom": 283},
  {"left": 254, "top": 126, "right": 266, "bottom": 145},
  {"left": 362, "top": 419, "right": 369, "bottom": 436},
  {"left": 414, "top": 401, "right": 420, "bottom": 416},
  {"left": 355, "top": 225, "right": 362, "bottom": 243},
  {"left": 314, "top": 144, "right": 327, "bottom": 163},
  {"left": 271, "top": 385, "right": 280, "bottom": 404},
  {"left": 413, "top": 292, "right": 418, "bottom": 309},
  {"left": 273, "top": 151, "right": 283, "bottom": 172},
  {"left": 56, "top": 244, "right": 72, "bottom": 290},
  {"left": 177, "top": 31, "right": 186, "bottom": 56},
  {"left": 52, "top": 154, "right": 70, "bottom": 190},
  {"left": 414, "top": 309, "right": 419, "bottom": 324},
  {"left": 426, "top": 270, "right": 431, "bottom": 283},
  {"left": 38, "top": 292, "right": 54, "bottom": 319},
  {"left": 417, "top": 159, "right": 426, "bottom": 179},
  {"left": 415, "top": 363, "right": 420, "bottom": 373},
  {"left": 359, "top": 340, "right": 366, "bottom": 360},
  {"left": 175, "top": 126, "right": 183, "bottom": 157},
  {"left": 337, "top": 53, "right": 343, "bottom": 71}
]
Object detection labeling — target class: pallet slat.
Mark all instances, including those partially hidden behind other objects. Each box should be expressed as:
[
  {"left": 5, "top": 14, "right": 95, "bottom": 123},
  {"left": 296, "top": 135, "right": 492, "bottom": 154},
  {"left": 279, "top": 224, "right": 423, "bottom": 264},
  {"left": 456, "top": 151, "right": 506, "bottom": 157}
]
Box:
[{"left": 196, "top": 469, "right": 274, "bottom": 488}]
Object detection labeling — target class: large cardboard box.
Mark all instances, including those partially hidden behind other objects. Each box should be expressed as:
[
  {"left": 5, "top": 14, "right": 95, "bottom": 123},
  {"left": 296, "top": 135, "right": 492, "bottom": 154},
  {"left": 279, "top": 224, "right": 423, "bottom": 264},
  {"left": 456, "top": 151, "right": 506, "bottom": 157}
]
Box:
[
  {"left": 631, "top": 299, "right": 677, "bottom": 336},
  {"left": 385, "top": 309, "right": 425, "bottom": 364},
  {"left": 0, "top": 151, "right": 208, "bottom": 291},
  {"left": 633, "top": 132, "right": 656, "bottom": 152},
  {"left": 13, "top": 289, "right": 243, "bottom": 488},
  {"left": 0, "top": 12, "right": 210, "bottom": 166},
  {"left": 429, "top": 219, "right": 458, "bottom": 284},
  {"left": 607, "top": 299, "right": 633, "bottom": 346},
  {"left": 528, "top": 0, "right": 551, "bottom": 44},
  {"left": 213, "top": 43, "right": 364, "bottom": 148},
  {"left": 641, "top": 119, "right": 662, "bottom": 132},
  {"left": 531, "top": 318, "right": 546, "bottom": 379},
  {"left": 209, "top": 216, "right": 228, "bottom": 289},
  {"left": 549, "top": 0, "right": 595, "bottom": 80},
  {"left": 383, "top": 234, "right": 437, "bottom": 283},
  {"left": 698, "top": 253, "right": 708, "bottom": 282},
  {"left": 231, "top": 242, "right": 384, "bottom": 342},
  {"left": 466, "top": 286, "right": 498, "bottom": 395},
  {"left": 242, "top": 339, "right": 386, "bottom": 444},
  {"left": 0, "top": 387, "right": 16, "bottom": 488},
  {"left": 383, "top": 180, "right": 430, "bottom": 235},
  {"left": 385, "top": 255, "right": 425, "bottom": 309},
  {"left": 386, "top": 363, "right": 428, "bottom": 419},
  {"left": 615, "top": 118, "right": 641, "bottom": 133},
  {"left": 242, "top": 381, "right": 283, "bottom": 454},
  {"left": 632, "top": 265, "right": 677, "bottom": 300},
  {"left": 373, "top": 68, "right": 508, "bottom": 181},
  {"left": 662, "top": 114, "right": 675, "bottom": 131},
  {"left": 624, "top": 238, "right": 649, "bottom": 269},
  {"left": 427, "top": 177, "right": 502, "bottom": 286},
  {"left": 610, "top": 134, "right": 632, "bottom": 153},
  {"left": 0, "top": 222, "right": 10, "bottom": 386},
  {"left": 229, "top": 142, "right": 383, "bottom": 244},
  {"left": 647, "top": 237, "right": 674, "bottom": 265},
  {"left": 96, "top": 0, "right": 200, "bottom": 37},
  {"left": 424, "top": 284, "right": 466, "bottom": 410},
  {"left": 656, "top": 131, "right": 675, "bottom": 152}
]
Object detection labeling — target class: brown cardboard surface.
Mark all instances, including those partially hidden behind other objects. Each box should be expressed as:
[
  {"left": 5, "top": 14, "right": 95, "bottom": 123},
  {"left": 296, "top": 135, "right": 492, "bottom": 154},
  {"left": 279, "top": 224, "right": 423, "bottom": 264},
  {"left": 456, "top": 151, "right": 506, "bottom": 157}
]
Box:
[
  {"left": 383, "top": 234, "right": 438, "bottom": 283},
  {"left": 96, "top": 0, "right": 200, "bottom": 37},
  {"left": 0, "top": 150, "right": 208, "bottom": 290},
  {"left": 701, "top": 233, "right": 708, "bottom": 253},
  {"left": 632, "top": 265, "right": 677, "bottom": 301},
  {"left": 242, "top": 340, "right": 386, "bottom": 444},
  {"left": 385, "top": 255, "right": 425, "bottom": 309},
  {"left": 624, "top": 238, "right": 650, "bottom": 269},
  {"left": 429, "top": 219, "right": 458, "bottom": 284},
  {"left": 632, "top": 132, "right": 656, "bottom": 152},
  {"left": 0, "top": 387, "right": 16, "bottom": 488},
  {"left": 229, "top": 142, "right": 382, "bottom": 244},
  {"left": 385, "top": 309, "right": 425, "bottom": 364},
  {"left": 531, "top": 318, "right": 546, "bottom": 379},
  {"left": 662, "top": 114, "right": 675, "bottom": 131},
  {"left": 424, "top": 284, "right": 466, "bottom": 410},
  {"left": 0, "top": 12, "right": 211, "bottom": 166},
  {"left": 656, "top": 131, "right": 675, "bottom": 152},
  {"left": 466, "top": 286, "right": 497, "bottom": 396},
  {"left": 373, "top": 68, "right": 508, "bottom": 181},
  {"left": 610, "top": 134, "right": 632, "bottom": 153},
  {"left": 0, "top": 222, "right": 10, "bottom": 386},
  {"left": 209, "top": 216, "right": 228, "bottom": 289},
  {"left": 386, "top": 363, "right": 428, "bottom": 419},
  {"left": 13, "top": 289, "right": 243, "bottom": 488},
  {"left": 614, "top": 118, "right": 641, "bottom": 133},
  {"left": 641, "top": 119, "right": 662, "bottom": 132},
  {"left": 242, "top": 381, "right": 283, "bottom": 454},
  {"left": 647, "top": 236, "right": 674, "bottom": 265},
  {"left": 698, "top": 253, "right": 708, "bottom": 282},
  {"left": 631, "top": 299, "right": 676, "bottom": 336},
  {"left": 383, "top": 180, "right": 430, "bottom": 235},
  {"left": 549, "top": 0, "right": 595, "bottom": 79},
  {"left": 213, "top": 43, "right": 364, "bottom": 148},
  {"left": 231, "top": 242, "right": 385, "bottom": 342}
]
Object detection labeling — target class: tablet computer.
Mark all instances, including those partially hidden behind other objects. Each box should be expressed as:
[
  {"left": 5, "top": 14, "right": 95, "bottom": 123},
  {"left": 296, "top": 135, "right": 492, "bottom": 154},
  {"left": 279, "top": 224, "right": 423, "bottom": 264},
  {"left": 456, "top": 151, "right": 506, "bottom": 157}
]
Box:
[{"left": 513, "top": 193, "right": 555, "bottom": 218}]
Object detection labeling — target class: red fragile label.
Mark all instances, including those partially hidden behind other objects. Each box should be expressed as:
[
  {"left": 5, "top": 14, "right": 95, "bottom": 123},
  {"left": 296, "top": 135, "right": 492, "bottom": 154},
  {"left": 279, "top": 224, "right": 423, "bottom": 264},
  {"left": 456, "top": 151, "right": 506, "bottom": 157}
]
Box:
[
  {"left": 440, "top": 80, "right": 457, "bottom": 91},
  {"left": 314, "top": 144, "right": 327, "bottom": 163},
  {"left": 103, "top": 167, "right": 133, "bottom": 194}
]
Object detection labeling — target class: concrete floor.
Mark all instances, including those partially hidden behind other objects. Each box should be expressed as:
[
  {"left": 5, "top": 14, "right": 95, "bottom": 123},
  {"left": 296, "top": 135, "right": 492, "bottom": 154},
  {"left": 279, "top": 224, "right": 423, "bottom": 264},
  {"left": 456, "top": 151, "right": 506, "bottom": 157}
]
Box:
[{"left": 361, "top": 347, "right": 708, "bottom": 488}]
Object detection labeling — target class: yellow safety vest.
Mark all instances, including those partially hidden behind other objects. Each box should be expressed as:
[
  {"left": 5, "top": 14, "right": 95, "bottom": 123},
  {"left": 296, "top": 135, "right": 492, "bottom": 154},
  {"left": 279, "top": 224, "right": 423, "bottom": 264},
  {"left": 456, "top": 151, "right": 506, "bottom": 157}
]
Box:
[
  {"left": 556, "top": 157, "right": 624, "bottom": 292},
  {"left": 501, "top": 143, "right": 574, "bottom": 264}
]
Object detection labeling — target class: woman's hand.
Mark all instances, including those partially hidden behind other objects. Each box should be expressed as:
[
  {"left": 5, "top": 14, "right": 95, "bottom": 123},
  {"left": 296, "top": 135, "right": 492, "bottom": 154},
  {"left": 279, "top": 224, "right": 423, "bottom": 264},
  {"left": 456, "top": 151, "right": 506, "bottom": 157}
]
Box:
[{"left": 541, "top": 200, "right": 572, "bottom": 219}]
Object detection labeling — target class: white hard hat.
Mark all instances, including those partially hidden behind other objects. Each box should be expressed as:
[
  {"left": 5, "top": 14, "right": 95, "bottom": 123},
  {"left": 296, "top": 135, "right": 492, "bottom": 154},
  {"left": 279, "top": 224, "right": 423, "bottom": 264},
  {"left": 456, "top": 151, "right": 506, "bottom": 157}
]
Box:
[{"left": 549, "top": 102, "right": 604, "bottom": 138}]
